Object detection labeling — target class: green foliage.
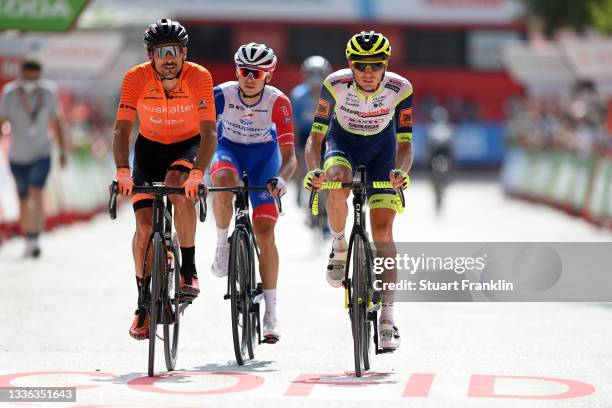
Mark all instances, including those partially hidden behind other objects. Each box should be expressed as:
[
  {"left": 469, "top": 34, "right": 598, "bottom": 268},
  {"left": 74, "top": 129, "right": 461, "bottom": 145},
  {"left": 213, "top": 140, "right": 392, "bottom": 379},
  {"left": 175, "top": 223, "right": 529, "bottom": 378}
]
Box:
[
  {"left": 588, "top": 0, "right": 612, "bottom": 33},
  {"left": 525, "top": 0, "right": 591, "bottom": 36}
]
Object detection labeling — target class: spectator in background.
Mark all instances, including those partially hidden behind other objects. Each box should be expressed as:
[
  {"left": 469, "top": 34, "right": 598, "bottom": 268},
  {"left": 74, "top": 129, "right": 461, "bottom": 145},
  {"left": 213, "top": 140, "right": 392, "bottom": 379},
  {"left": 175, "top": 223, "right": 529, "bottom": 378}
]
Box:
[
  {"left": 290, "top": 56, "right": 332, "bottom": 206},
  {"left": 0, "top": 59, "right": 66, "bottom": 258}
]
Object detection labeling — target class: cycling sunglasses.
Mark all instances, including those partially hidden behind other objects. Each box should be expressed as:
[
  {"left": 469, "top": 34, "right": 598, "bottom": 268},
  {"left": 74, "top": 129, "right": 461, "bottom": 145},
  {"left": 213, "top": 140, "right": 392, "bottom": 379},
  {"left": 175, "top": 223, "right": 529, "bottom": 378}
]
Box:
[
  {"left": 151, "top": 45, "right": 184, "bottom": 59},
  {"left": 352, "top": 61, "right": 387, "bottom": 72},
  {"left": 237, "top": 67, "right": 268, "bottom": 80}
]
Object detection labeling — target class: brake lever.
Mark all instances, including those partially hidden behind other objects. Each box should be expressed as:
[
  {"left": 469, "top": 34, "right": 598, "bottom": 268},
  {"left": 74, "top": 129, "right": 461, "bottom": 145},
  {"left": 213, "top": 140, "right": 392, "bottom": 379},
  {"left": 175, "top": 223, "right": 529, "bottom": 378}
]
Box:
[
  {"left": 109, "top": 180, "right": 118, "bottom": 220},
  {"left": 198, "top": 184, "right": 207, "bottom": 222}
]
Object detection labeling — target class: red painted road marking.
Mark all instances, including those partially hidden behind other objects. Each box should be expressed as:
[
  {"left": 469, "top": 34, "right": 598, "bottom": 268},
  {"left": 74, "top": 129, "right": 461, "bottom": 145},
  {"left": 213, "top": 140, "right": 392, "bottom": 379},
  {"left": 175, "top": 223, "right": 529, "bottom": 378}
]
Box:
[
  {"left": 468, "top": 375, "right": 596, "bottom": 399},
  {"left": 0, "top": 371, "right": 115, "bottom": 390},
  {"left": 402, "top": 373, "right": 436, "bottom": 397},
  {"left": 127, "top": 371, "right": 264, "bottom": 395},
  {"left": 284, "top": 373, "right": 387, "bottom": 397}
]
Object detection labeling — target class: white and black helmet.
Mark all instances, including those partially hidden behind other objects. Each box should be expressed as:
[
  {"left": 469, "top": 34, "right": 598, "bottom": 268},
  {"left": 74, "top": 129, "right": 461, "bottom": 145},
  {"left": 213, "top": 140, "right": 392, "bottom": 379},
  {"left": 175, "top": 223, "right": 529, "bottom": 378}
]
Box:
[{"left": 234, "top": 42, "right": 277, "bottom": 72}]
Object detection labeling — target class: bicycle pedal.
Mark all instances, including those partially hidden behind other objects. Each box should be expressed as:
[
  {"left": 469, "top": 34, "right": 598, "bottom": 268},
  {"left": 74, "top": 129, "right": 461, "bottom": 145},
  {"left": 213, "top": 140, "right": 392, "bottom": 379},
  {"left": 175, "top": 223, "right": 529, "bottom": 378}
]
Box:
[{"left": 262, "top": 336, "right": 279, "bottom": 344}]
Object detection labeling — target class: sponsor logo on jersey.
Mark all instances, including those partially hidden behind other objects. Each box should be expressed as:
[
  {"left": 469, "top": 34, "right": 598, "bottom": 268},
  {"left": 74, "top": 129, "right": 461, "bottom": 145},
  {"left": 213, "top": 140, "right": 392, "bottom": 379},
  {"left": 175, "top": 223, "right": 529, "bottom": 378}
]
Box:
[
  {"left": 315, "top": 98, "right": 331, "bottom": 119},
  {"left": 239, "top": 113, "right": 255, "bottom": 126},
  {"left": 330, "top": 77, "right": 353, "bottom": 86},
  {"left": 119, "top": 103, "right": 136, "bottom": 111},
  {"left": 198, "top": 99, "right": 206, "bottom": 109},
  {"left": 387, "top": 79, "right": 403, "bottom": 87},
  {"left": 339, "top": 105, "right": 390, "bottom": 118},
  {"left": 384, "top": 84, "right": 400, "bottom": 93},
  {"left": 399, "top": 108, "right": 413, "bottom": 127},
  {"left": 141, "top": 103, "right": 194, "bottom": 114},
  {"left": 312, "top": 123, "right": 326, "bottom": 133}
]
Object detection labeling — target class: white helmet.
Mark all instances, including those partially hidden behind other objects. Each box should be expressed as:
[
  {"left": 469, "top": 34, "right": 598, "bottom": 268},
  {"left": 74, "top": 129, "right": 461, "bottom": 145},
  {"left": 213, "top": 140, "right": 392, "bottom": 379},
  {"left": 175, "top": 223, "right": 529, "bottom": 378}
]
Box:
[{"left": 234, "top": 42, "right": 277, "bottom": 72}]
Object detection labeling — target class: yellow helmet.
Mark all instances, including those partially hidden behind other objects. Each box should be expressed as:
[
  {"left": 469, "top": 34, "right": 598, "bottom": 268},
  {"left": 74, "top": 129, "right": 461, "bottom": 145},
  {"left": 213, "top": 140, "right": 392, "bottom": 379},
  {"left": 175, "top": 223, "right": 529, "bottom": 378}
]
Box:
[{"left": 345, "top": 31, "right": 391, "bottom": 61}]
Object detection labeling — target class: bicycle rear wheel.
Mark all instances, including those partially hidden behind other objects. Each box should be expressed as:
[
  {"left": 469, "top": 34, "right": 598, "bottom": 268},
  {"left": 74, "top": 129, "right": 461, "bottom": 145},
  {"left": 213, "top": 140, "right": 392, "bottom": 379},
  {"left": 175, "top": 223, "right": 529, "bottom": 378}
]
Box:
[
  {"left": 164, "top": 234, "right": 181, "bottom": 371},
  {"left": 229, "top": 229, "right": 250, "bottom": 365},
  {"left": 148, "top": 233, "right": 164, "bottom": 377}
]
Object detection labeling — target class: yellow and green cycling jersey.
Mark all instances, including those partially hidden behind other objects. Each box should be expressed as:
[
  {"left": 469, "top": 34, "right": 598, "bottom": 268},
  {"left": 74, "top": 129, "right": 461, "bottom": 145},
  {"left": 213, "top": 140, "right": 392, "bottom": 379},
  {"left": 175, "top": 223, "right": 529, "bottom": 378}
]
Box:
[{"left": 311, "top": 68, "right": 413, "bottom": 143}]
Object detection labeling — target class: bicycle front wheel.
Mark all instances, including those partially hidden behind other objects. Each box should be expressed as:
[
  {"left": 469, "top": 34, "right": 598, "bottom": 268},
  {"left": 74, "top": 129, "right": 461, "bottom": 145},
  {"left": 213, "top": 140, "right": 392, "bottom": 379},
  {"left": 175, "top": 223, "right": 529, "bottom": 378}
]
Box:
[
  {"left": 229, "top": 229, "right": 250, "bottom": 365},
  {"left": 351, "top": 233, "right": 370, "bottom": 377},
  {"left": 148, "top": 233, "right": 164, "bottom": 377},
  {"left": 164, "top": 234, "right": 181, "bottom": 371}
]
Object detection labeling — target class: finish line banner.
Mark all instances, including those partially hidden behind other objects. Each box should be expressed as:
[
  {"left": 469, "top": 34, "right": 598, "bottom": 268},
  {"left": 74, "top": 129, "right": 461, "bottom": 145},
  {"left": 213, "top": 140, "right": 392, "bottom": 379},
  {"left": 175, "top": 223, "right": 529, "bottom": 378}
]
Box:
[{"left": 370, "top": 242, "right": 612, "bottom": 302}]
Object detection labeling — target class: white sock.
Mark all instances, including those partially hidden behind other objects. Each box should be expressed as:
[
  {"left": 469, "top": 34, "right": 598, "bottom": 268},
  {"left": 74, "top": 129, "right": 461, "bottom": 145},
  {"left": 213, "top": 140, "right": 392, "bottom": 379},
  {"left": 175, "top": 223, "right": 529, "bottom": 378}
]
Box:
[
  {"left": 380, "top": 302, "right": 394, "bottom": 325},
  {"left": 331, "top": 229, "right": 346, "bottom": 250},
  {"left": 263, "top": 289, "right": 277, "bottom": 321},
  {"left": 216, "top": 228, "right": 229, "bottom": 246}
]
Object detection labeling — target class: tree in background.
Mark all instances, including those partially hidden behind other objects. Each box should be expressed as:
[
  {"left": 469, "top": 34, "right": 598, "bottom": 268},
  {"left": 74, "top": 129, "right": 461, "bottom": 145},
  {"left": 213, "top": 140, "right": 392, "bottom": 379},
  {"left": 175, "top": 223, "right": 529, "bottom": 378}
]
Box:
[
  {"left": 589, "top": 0, "right": 612, "bottom": 34},
  {"left": 525, "top": 0, "right": 612, "bottom": 36}
]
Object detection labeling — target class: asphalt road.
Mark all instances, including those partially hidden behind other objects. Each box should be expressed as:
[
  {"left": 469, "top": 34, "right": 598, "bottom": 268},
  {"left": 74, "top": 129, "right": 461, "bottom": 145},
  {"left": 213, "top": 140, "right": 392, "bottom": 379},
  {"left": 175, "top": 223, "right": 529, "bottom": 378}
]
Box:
[{"left": 1, "top": 178, "right": 611, "bottom": 407}]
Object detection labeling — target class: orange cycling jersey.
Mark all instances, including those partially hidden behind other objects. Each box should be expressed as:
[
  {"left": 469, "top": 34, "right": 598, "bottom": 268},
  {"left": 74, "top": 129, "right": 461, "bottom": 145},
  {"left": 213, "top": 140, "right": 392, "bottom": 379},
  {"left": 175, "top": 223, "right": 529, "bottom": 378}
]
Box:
[{"left": 116, "top": 61, "right": 215, "bottom": 144}]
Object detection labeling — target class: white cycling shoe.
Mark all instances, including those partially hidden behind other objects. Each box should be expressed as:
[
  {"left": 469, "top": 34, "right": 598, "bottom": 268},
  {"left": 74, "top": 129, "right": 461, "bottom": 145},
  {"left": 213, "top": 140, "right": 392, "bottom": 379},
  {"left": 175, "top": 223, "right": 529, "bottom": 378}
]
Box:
[
  {"left": 211, "top": 244, "right": 229, "bottom": 277},
  {"left": 379, "top": 323, "right": 401, "bottom": 350},
  {"left": 262, "top": 315, "right": 280, "bottom": 344},
  {"left": 326, "top": 240, "right": 347, "bottom": 288}
]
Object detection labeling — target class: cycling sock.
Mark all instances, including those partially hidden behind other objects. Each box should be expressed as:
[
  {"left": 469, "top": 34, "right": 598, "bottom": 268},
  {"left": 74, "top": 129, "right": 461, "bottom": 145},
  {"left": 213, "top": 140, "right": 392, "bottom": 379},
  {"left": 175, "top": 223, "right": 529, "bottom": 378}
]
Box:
[
  {"left": 380, "top": 302, "right": 394, "bottom": 324},
  {"left": 331, "top": 229, "right": 346, "bottom": 250},
  {"left": 263, "top": 289, "right": 277, "bottom": 320},
  {"left": 136, "top": 276, "right": 152, "bottom": 305},
  {"left": 180, "top": 246, "right": 195, "bottom": 267},
  {"left": 217, "top": 227, "right": 229, "bottom": 245},
  {"left": 26, "top": 232, "right": 39, "bottom": 242}
]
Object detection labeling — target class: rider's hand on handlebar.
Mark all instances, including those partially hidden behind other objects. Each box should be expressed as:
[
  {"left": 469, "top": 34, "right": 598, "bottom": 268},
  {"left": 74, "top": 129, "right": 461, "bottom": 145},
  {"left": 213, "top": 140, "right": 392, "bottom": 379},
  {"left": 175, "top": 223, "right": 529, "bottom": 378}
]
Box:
[
  {"left": 303, "top": 169, "right": 325, "bottom": 191},
  {"left": 390, "top": 168, "right": 409, "bottom": 192},
  {"left": 116, "top": 167, "right": 134, "bottom": 196},
  {"left": 267, "top": 176, "right": 287, "bottom": 197},
  {"left": 184, "top": 168, "right": 205, "bottom": 199}
]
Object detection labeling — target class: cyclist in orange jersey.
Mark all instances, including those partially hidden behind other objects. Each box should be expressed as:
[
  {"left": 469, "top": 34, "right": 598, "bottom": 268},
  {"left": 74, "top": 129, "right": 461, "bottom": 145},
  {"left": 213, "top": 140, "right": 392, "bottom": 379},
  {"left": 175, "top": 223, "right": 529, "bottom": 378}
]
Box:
[{"left": 112, "top": 18, "right": 217, "bottom": 340}]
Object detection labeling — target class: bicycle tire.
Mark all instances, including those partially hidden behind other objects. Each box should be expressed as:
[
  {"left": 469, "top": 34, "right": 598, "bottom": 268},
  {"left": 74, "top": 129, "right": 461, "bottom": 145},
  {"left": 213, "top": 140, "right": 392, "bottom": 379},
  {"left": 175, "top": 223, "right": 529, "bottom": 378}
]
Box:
[
  {"left": 148, "top": 233, "right": 164, "bottom": 377},
  {"left": 246, "top": 233, "right": 257, "bottom": 359},
  {"left": 351, "top": 234, "right": 366, "bottom": 377},
  {"left": 164, "top": 234, "right": 181, "bottom": 371},
  {"left": 361, "top": 236, "right": 374, "bottom": 371},
  {"left": 229, "top": 229, "right": 250, "bottom": 365}
]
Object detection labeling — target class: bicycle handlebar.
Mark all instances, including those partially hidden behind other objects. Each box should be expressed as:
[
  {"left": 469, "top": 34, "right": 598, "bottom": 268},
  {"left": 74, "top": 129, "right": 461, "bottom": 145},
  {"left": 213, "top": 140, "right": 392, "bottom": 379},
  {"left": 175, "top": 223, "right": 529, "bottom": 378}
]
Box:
[
  {"left": 207, "top": 184, "right": 284, "bottom": 215},
  {"left": 109, "top": 181, "right": 283, "bottom": 222},
  {"left": 308, "top": 180, "right": 406, "bottom": 216},
  {"left": 108, "top": 180, "right": 207, "bottom": 222}
]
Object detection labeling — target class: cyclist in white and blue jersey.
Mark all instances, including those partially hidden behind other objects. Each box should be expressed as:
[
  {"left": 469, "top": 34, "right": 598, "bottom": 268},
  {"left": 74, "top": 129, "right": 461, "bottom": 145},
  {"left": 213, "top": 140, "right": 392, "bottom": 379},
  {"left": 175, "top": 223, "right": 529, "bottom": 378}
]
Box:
[{"left": 210, "top": 43, "right": 297, "bottom": 343}]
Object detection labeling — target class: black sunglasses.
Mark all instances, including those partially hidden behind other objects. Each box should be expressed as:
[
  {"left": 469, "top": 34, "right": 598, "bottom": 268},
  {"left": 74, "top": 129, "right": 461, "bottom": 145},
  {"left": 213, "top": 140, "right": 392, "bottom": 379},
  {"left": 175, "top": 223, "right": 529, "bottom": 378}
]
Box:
[{"left": 352, "top": 61, "right": 386, "bottom": 72}]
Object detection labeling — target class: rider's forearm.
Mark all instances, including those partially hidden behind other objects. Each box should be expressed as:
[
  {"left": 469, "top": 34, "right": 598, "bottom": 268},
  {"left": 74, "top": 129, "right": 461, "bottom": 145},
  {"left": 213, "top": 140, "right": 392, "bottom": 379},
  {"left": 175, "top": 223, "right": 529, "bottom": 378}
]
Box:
[
  {"left": 305, "top": 131, "right": 324, "bottom": 171},
  {"left": 193, "top": 121, "right": 217, "bottom": 170},
  {"left": 193, "top": 126, "right": 217, "bottom": 170},
  {"left": 396, "top": 142, "right": 413, "bottom": 172},
  {"left": 112, "top": 120, "right": 133, "bottom": 168},
  {"left": 193, "top": 133, "right": 217, "bottom": 171},
  {"left": 278, "top": 146, "right": 297, "bottom": 181}
]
